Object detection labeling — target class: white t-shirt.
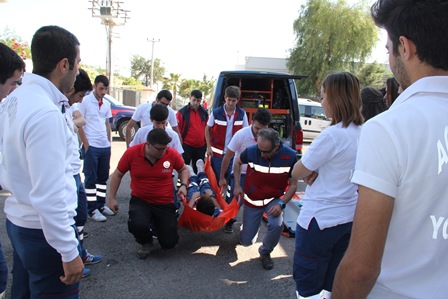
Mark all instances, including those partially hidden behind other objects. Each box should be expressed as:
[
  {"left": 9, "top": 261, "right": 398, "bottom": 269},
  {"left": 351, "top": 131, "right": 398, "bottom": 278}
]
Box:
[
  {"left": 298, "top": 122, "right": 361, "bottom": 230},
  {"left": 129, "top": 124, "right": 183, "bottom": 154},
  {"left": 227, "top": 125, "right": 256, "bottom": 174},
  {"left": 77, "top": 92, "right": 112, "bottom": 148},
  {"left": 131, "top": 102, "right": 177, "bottom": 128},
  {"left": 207, "top": 105, "right": 249, "bottom": 153},
  {"left": 352, "top": 76, "right": 448, "bottom": 299}
]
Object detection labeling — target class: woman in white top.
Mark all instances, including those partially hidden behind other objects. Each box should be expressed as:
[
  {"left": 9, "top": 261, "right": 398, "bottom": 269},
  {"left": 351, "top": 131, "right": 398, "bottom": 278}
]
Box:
[{"left": 291, "top": 72, "right": 364, "bottom": 299}]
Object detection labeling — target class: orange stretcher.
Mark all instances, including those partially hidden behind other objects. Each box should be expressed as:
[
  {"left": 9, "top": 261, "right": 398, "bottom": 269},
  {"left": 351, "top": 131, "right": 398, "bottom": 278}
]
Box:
[{"left": 178, "top": 158, "right": 240, "bottom": 232}]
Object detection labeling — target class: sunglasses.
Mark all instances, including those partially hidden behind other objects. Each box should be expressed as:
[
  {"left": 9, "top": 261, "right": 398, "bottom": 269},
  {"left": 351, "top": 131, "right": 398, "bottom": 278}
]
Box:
[
  {"left": 151, "top": 143, "right": 168, "bottom": 152},
  {"left": 258, "top": 146, "right": 275, "bottom": 154}
]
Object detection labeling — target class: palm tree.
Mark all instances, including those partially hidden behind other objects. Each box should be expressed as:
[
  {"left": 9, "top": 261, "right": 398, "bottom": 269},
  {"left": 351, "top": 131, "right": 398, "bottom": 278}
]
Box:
[{"left": 162, "top": 73, "right": 182, "bottom": 109}]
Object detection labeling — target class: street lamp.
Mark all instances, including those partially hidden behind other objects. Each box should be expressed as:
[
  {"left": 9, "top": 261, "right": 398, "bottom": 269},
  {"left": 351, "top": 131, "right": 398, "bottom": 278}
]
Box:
[
  {"left": 89, "top": 0, "right": 130, "bottom": 89},
  {"left": 147, "top": 38, "right": 160, "bottom": 92}
]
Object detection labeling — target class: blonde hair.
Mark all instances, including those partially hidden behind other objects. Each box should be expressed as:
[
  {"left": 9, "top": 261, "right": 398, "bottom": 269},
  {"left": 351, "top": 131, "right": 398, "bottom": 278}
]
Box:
[{"left": 321, "top": 72, "right": 364, "bottom": 127}]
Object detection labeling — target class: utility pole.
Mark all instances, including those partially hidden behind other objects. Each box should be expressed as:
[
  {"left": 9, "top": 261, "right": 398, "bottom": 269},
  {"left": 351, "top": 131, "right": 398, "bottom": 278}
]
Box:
[
  {"left": 147, "top": 38, "right": 160, "bottom": 92},
  {"left": 89, "top": 0, "right": 130, "bottom": 89}
]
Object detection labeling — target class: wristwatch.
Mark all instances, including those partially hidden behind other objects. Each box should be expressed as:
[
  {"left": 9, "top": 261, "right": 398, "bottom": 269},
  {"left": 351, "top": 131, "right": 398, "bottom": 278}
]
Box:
[
  {"left": 278, "top": 202, "right": 286, "bottom": 210},
  {"left": 180, "top": 183, "right": 188, "bottom": 189}
]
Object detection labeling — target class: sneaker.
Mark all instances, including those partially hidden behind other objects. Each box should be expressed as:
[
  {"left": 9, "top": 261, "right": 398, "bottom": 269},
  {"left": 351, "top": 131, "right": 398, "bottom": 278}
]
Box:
[
  {"left": 196, "top": 159, "right": 205, "bottom": 174},
  {"left": 260, "top": 253, "right": 274, "bottom": 270},
  {"left": 89, "top": 209, "right": 107, "bottom": 222},
  {"left": 83, "top": 250, "right": 102, "bottom": 265},
  {"left": 100, "top": 205, "right": 116, "bottom": 216},
  {"left": 223, "top": 220, "right": 234, "bottom": 234},
  {"left": 186, "top": 165, "right": 196, "bottom": 177},
  {"left": 137, "top": 243, "right": 152, "bottom": 259},
  {"left": 82, "top": 268, "right": 91, "bottom": 278}
]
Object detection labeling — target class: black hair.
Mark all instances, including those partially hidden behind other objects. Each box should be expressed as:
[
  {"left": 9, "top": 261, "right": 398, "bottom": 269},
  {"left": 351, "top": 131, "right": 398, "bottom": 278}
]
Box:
[
  {"left": 73, "top": 69, "right": 93, "bottom": 93},
  {"left": 157, "top": 90, "right": 173, "bottom": 101},
  {"left": 150, "top": 103, "right": 169, "bottom": 122},
  {"left": 371, "top": 0, "right": 448, "bottom": 70},
  {"left": 385, "top": 77, "right": 399, "bottom": 106},
  {"left": 225, "top": 86, "right": 241, "bottom": 99},
  {"left": 31, "top": 26, "right": 80, "bottom": 78},
  {"left": 0, "top": 43, "right": 25, "bottom": 84},
  {"left": 252, "top": 108, "right": 272, "bottom": 126},
  {"left": 196, "top": 196, "right": 215, "bottom": 216},
  {"left": 146, "top": 128, "right": 172, "bottom": 145},
  {"left": 191, "top": 89, "right": 202, "bottom": 99},
  {"left": 361, "top": 86, "right": 387, "bottom": 121},
  {"left": 94, "top": 75, "right": 109, "bottom": 87}
]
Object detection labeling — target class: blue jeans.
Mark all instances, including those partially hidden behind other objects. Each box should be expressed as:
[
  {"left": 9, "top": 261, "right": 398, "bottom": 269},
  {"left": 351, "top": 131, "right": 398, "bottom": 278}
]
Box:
[
  {"left": 187, "top": 172, "right": 213, "bottom": 201},
  {"left": 74, "top": 174, "right": 87, "bottom": 259},
  {"left": 82, "top": 145, "right": 111, "bottom": 213},
  {"left": 6, "top": 220, "right": 80, "bottom": 299},
  {"left": 293, "top": 218, "right": 352, "bottom": 297},
  {"left": 239, "top": 198, "right": 283, "bottom": 255}
]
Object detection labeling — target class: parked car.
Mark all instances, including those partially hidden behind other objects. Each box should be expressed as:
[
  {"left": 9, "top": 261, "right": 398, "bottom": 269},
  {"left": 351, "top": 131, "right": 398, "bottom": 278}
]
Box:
[
  {"left": 297, "top": 98, "right": 331, "bottom": 142},
  {"left": 210, "top": 71, "right": 306, "bottom": 157},
  {"left": 103, "top": 95, "right": 140, "bottom": 141}
]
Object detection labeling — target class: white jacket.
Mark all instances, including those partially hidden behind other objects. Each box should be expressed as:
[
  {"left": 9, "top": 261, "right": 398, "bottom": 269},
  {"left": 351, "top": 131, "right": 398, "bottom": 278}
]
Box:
[{"left": 0, "top": 73, "right": 79, "bottom": 262}]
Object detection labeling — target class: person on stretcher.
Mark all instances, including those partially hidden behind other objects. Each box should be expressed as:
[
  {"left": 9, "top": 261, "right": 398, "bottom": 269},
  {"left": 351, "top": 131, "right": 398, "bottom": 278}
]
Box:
[{"left": 185, "top": 160, "right": 222, "bottom": 217}]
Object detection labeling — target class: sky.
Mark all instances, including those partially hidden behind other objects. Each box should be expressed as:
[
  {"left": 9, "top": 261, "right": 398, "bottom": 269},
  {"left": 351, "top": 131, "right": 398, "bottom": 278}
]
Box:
[{"left": 0, "top": 0, "right": 388, "bottom": 80}]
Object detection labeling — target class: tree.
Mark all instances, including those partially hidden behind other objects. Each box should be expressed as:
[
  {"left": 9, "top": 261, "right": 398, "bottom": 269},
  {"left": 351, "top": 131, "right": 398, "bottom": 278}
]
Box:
[
  {"left": 288, "top": 0, "right": 378, "bottom": 96},
  {"left": 130, "top": 55, "right": 165, "bottom": 87},
  {"left": 355, "top": 62, "right": 388, "bottom": 89},
  {"left": 0, "top": 28, "right": 31, "bottom": 60},
  {"left": 178, "top": 78, "right": 201, "bottom": 99},
  {"left": 162, "top": 73, "right": 182, "bottom": 109}
]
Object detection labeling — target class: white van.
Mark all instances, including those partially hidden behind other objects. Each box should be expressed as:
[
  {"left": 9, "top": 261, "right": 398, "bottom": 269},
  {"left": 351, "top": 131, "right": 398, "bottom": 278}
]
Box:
[{"left": 298, "top": 98, "right": 331, "bottom": 142}]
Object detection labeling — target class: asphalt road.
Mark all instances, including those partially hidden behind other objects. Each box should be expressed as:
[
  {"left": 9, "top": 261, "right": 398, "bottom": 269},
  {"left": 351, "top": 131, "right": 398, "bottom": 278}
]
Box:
[{"left": 0, "top": 135, "right": 309, "bottom": 299}]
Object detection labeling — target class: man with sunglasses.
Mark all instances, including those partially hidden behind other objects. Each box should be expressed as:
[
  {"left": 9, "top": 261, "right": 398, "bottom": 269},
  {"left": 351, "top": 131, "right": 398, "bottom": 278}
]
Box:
[
  {"left": 107, "top": 128, "right": 189, "bottom": 259},
  {"left": 125, "top": 90, "right": 181, "bottom": 148},
  {"left": 233, "top": 128, "right": 297, "bottom": 270}
]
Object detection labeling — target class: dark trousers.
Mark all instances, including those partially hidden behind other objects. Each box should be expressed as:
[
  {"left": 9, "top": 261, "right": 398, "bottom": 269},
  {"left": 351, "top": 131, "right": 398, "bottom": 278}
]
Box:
[
  {"left": 6, "top": 220, "right": 80, "bottom": 299},
  {"left": 81, "top": 145, "right": 111, "bottom": 214},
  {"left": 182, "top": 144, "right": 206, "bottom": 174},
  {"left": 128, "top": 197, "right": 179, "bottom": 249},
  {"left": 293, "top": 218, "right": 352, "bottom": 297},
  {"left": 74, "top": 174, "right": 87, "bottom": 259}
]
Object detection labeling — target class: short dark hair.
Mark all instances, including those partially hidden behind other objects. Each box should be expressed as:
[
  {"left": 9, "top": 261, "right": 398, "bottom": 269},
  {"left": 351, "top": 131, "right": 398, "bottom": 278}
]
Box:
[
  {"left": 196, "top": 195, "right": 215, "bottom": 216},
  {"left": 157, "top": 90, "right": 172, "bottom": 101},
  {"left": 191, "top": 90, "right": 202, "bottom": 99},
  {"left": 385, "top": 77, "right": 399, "bottom": 106},
  {"left": 146, "top": 128, "right": 172, "bottom": 145},
  {"left": 361, "top": 86, "right": 387, "bottom": 121},
  {"left": 257, "top": 128, "right": 280, "bottom": 148},
  {"left": 225, "top": 86, "right": 241, "bottom": 99},
  {"left": 94, "top": 75, "right": 109, "bottom": 87},
  {"left": 31, "top": 26, "right": 80, "bottom": 77},
  {"left": 150, "top": 103, "right": 169, "bottom": 122},
  {"left": 252, "top": 108, "right": 272, "bottom": 126},
  {"left": 0, "top": 43, "right": 25, "bottom": 85},
  {"left": 73, "top": 69, "right": 92, "bottom": 93},
  {"left": 371, "top": 0, "right": 448, "bottom": 70}
]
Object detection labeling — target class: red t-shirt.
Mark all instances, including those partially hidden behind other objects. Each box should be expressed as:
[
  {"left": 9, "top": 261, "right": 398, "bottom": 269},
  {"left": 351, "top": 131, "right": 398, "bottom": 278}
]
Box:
[{"left": 117, "top": 143, "right": 184, "bottom": 204}]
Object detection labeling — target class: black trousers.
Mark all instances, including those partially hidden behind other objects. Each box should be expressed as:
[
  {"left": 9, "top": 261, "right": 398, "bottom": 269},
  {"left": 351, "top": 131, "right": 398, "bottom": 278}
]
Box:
[
  {"left": 182, "top": 143, "right": 206, "bottom": 173},
  {"left": 128, "top": 197, "right": 179, "bottom": 249}
]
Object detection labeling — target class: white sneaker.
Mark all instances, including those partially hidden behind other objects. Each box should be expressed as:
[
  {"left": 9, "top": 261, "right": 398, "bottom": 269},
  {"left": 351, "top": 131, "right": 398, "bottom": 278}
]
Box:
[
  {"left": 100, "top": 205, "right": 116, "bottom": 216},
  {"left": 186, "top": 165, "right": 196, "bottom": 177},
  {"left": 89, "top": 209, "right": 107, "bottom": 222},
  {"left": 196, "top": 159, "right": 205, "bottom": 173}
]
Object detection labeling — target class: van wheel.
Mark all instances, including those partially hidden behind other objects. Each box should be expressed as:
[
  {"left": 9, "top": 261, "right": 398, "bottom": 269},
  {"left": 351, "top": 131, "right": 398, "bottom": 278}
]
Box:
[{"left": 118, "top": 120, "right": 138, "bottom": 141}]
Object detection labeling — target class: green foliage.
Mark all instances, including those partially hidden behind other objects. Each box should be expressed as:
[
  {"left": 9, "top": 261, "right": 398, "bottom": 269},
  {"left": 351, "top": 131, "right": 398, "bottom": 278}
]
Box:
[
  {"left": 355, "top": 62, "right": 388, "bottom": 88},
  {"left": 79, "top": 64, "right": 104, "bottom": 84},
  {"left": 0, "top": 28, "right": 31, "bottom": 59},
  {"left": 178, "top": 75, "right": 215, "bottom": 101},
  {"left": 288, "top": 0, "right": 379, "bottom": 96},
  {"left": 120, "top": 76, "right": 142, "bottom": 86},
  {"left": 130, "top": 55, "right": 165, "bottom": 87},
  {"left": 163, "top": 73, "right": 182, "bottom": 108}
]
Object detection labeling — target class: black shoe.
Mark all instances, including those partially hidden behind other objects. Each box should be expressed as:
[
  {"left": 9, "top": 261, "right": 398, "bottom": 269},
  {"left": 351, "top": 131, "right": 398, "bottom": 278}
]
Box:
[
  {"left": 83, "top": 231, "right": 89, "bottom": 238},
  {"left": 260, "top": 253, "right": 274, "bottom": 270},
  {"left": 223, "top": 221, "right": 234, "bottom": 234}
]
